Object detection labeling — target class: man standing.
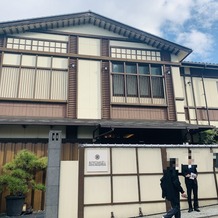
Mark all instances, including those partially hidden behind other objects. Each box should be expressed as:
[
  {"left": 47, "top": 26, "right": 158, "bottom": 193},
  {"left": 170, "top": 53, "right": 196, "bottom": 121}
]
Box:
[
  {"left": 161, "top": 158, "right": 187, "bottom": 218},
  {"left": 182, "top": 158, "right": 200, "bottom": 212}
]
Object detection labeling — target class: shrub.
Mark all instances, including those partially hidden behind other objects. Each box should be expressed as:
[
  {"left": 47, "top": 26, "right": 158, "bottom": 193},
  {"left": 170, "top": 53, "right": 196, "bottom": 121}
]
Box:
[{"left": 0, "top": 149, "right": 47, "bottom": 196}]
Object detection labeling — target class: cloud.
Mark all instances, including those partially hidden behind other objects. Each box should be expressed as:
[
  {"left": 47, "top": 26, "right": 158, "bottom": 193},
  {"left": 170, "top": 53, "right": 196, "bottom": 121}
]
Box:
[
  {"left": 193, "top": 0, "right": 218, "bottom": 28},
  {"left": 107, "top": 0, "right": 194, "bottom": 36},
  {"left": 176, "top": 30, "right": 214, "bottom": 62},
  {"left": 0, "top": 0, "right": 217, "bottom": 63}
]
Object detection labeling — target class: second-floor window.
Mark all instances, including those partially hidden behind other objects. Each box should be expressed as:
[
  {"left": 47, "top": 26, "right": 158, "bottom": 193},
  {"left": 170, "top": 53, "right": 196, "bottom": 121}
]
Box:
[{"left": 111, "top": 62, "right": 165, "bottom": 101}]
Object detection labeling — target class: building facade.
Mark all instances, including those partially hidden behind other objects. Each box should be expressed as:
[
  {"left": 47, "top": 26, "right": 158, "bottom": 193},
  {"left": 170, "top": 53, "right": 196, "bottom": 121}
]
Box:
[{"left": 0, "top": 11, "right": 218, "bottom": 216}]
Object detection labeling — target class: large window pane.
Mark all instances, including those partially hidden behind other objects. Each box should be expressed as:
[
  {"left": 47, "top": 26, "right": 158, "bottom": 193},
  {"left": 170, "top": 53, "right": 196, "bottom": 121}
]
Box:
[
  {"left": 139, "top": 76, "right": 150, "bottom": 97},
  {"left": 152, "top": 77, "right": 164, "bottom": 98},
  {"left": 127, "top": 75, "right": 137, "bottom": 96},
  {"left": 113, "top": 63, "right": 124, "bottom": 73},
  {"left": 126, "top": 63, "right": 137, "bottom": 74},
  {"left": 151, "top": 66, "right": 162, "bottom": 75},
  {"left": 113, "top": 74, "right": 124, "bottom": 96},
  {"left": 139, "top": 65, "right": 149, "bottom": 75}
]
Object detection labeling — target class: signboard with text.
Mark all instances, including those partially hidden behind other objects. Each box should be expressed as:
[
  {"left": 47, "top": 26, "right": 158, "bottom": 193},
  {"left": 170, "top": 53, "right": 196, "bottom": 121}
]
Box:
[{"left": 86, "top": 148, "right": 109, "bottom": 172}]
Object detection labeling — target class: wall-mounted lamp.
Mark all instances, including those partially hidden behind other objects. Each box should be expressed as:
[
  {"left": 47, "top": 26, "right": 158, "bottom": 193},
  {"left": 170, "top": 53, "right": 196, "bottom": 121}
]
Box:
[
  {"left": 166, "top": 70, "right": 171, "bottom": 75},
  {"left": 187, "top": 81, "right": 191, "bottom": 85},
  {"left": 104, "top": 66, "right": 108, "bottom": 71},
  {"left": 71, "top": 63, "right": 76, "bottom": 68}
]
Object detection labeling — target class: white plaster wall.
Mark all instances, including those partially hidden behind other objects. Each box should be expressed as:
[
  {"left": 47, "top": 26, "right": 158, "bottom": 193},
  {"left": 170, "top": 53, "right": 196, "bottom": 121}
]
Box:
[
  {"left": 59, "top": 161, "right": 78, "bottom": 218},
  {"left": 57, "top": 24, "right": 126, "bottom": 38},
  {"left": 137, "top": 148, "right": 162, "bottom": 173},
  {"left": 140, "top": 175, "right": 163, "bottom": 201},
  {"left": 113, "top": 176, "right": 138, "bottom": 202},
  {"left": 52, "top": 57, "right": 68, "bottom": 69},
  {"left": 176, "top": 101, "right": 186, "bottom": 113},
  {"left": 77, "top": 60, "right": 101, "bottom": 119},
  {"left": 192, "top": 77, "right": 206, "bottom": 107},
  {"left": 22, "top": 55, "right": 36, "bottom": 67},
  {"left": 3, "top": 53, "right": 20, "bottom": 65},
  {"left": 78, "top": 37, "right": 100, "bottom": 56},
  {"left": 185, "top": 77, "right": 195, "bottom": 107},
  {"left": 84, "top": 176, "right": 111, "bottom": 204},
  {"left": 12, "top": 32, "right": 68, "bottom": 41},
  {"left": 112, "top": 148, "right": 137, "bottom": 174},
  {"left": 204, "top": 78, "right": 218, "bottom": 107},
  {"left": 171, "top": 54, "right": 179, "bottom": 62},
  {"left": 110, "top": 40, "right": 157, "bottom": 50},
  {"left": 172, "top": 67, "right": 184, "bottom": 99},
  {"left": 171, "top": 67, "right": 186, "bottom": 121},
  {"left": 37, "top": 56, "right": 51, "bottom": 68}
]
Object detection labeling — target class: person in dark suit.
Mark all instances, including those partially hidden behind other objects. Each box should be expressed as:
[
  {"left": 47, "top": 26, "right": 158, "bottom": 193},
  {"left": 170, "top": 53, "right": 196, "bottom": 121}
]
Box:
[
  {"left": 161, "top": 158, "right": 187, "bottom": 218},
  {"left": 182, "top": 158, "right": 200, "bottom": 212}
]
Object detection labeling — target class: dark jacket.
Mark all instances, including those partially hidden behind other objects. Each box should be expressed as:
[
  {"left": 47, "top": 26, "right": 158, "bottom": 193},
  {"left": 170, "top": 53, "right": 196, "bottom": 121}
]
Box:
[
  {"left": 182, "top": 164, "right": 198, "bottom": 184},
  {"left": 161, "top": 168, "right": 184, "bottom": 202}
]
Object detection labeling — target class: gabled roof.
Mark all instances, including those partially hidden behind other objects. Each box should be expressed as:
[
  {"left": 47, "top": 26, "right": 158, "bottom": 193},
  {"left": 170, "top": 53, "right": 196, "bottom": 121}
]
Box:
[{"left": 0, "top": 11, "right": 192, "bottom": 61}]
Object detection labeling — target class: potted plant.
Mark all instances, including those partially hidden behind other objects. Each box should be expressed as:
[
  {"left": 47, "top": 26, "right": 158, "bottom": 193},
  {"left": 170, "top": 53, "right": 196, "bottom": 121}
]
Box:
[{"left": 0, "top": 149, "right": 47, "bottom": 216}]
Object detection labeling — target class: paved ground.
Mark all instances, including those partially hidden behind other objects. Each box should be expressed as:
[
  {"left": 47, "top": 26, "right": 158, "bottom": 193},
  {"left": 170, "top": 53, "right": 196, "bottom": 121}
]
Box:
[
  {"left": 0, "top": 211, "right": 44, "bottom": 218},
  {"left": 0, "top": 205, "right": 218, "bottom": 217},
  {"left": 145, "top": 204, "right": 218, "bottom": 218}
]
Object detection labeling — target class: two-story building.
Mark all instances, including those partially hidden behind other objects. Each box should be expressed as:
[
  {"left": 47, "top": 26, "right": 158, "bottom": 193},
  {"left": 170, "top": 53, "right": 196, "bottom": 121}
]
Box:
[{"left": 0, "top": 11, "right": 218, "bottom": 217}]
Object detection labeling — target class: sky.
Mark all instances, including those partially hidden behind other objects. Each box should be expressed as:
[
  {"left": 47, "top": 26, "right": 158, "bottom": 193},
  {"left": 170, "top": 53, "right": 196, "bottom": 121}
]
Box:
[{"left": 0, "top": 0, "right": 218, "bottom": 64}]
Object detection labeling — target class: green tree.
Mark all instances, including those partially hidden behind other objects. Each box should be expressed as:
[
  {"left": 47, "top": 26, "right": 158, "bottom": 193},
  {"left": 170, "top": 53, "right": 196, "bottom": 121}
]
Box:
[
  {"left": 0, "top": 149, "right": 47, "bottom": 196},
  {"left": 199, "top": 129, "right": 218, "bottom": 144}
]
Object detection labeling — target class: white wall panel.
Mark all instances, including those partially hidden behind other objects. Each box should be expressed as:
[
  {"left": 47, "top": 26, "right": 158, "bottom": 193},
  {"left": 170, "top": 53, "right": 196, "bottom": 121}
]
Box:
[
  {"left": 198, "top": 174, "right": 217, "bottom": 198},
  {"left": 113, "top": 176, "right": 138, "bottom": 202},
  {"left": 110, "top": 40, "right": 155, "bottom": 50},
  {"left": 77, "top": 60, "right": 101, "bottom": 119},
  {"left": 112, "top": 148, "right": 137, "bottom": 174},
  {"left": 57, "top": 24, "right": 126, "bottom": 38},
  {"left": 37, "top": 56, "right": 51, "bottom": 68},
  {"left": 34, "top": 70, "right": 50, "bottom": 99},
  {"left": 84, "top": 177, "right": 111, "bottom": 204},
  {"left": 78, "top": 37, "right": 100, "bottom": 56},
  {"left": 59, "top": 161, "right": 78, "bottom": 218},
  {"left": 0, "top": 67, "right": 19, "bottom": 97},
  {"left": 176, "top": 100, "right": 185, "bottom": 113},
  {"left": 185, "top": 77, "right": 194, "bottom": 107},
  {"left": 21, "top": 55, "right": 36, "bottom": 67},
  {"left": 138, "top": 148, "right": 162, "bottom": 173},
  {"left": 18, "top": 69, "right": 35, "bottom": 98},
  {"left": 171, "top": 67, "right": 184, "bottom": 99},
  {"left": 140, "top": 175, "right": 162, "bottom": 201},
  {"left": 52, "top": 57, "right": 68, "bottom": 69},
  {"left": 13, "top": 32, "right": 68, "bottom": 41},
  {"left": 50, "top": 70, "right": 68, "bottom": 100},
  {"left": 204, "top": 78, "right": 218, "bottom": 107},
  {"left": 192, "top": 77, "right": 206, "bottom": 107},
  {"left": 3, "top": 53, "right": 20, "bottom": 65}
]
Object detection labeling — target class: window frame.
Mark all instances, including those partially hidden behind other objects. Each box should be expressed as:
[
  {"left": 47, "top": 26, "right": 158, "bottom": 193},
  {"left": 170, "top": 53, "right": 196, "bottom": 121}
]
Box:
[{"left": 111, "top": 61, "right": 166, "bottom": 105}]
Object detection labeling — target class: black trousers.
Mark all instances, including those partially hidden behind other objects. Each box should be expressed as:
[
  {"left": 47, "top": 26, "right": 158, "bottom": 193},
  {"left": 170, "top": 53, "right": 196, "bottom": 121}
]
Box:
[
  {"left": 164, "top": 199, "right": 181, "bottom": 218},
  {"left": 186, "top": 180, "right": 198, "bottom": 209}
]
